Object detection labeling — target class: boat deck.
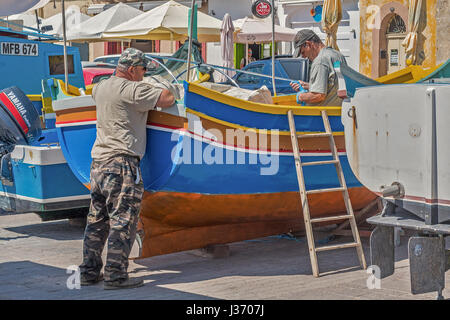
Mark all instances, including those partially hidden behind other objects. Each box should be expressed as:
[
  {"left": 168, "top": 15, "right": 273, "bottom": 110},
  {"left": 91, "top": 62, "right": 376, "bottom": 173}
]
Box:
[{"left": 0, "top": 212, "right": 449, "bottom": 300}]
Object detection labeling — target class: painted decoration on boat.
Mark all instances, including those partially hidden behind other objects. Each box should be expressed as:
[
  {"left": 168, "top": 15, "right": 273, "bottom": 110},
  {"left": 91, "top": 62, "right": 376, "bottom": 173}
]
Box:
[{"left": 50, "top": 77, "right": 377, "bottom": 258}]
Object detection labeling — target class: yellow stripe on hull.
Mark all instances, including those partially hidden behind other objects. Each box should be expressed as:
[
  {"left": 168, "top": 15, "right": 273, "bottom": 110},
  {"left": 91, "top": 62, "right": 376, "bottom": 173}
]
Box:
[
  {"left": 186, "top": 108, "right": 345, "bottom": 136},
  {"left": 188, "top": 82, "right": 342, "bottom": 116}
]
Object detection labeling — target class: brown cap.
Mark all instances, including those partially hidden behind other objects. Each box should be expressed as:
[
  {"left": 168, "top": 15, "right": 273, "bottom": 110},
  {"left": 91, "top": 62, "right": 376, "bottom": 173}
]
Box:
[{"left": 293, "top": 29, "right": 317, "bottom": 58}]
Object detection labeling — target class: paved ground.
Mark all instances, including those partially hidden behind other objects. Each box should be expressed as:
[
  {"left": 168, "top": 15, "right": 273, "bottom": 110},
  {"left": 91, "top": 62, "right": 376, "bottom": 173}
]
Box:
[{"left": 0, "top": 211, "right": 449, "bottom": 300}]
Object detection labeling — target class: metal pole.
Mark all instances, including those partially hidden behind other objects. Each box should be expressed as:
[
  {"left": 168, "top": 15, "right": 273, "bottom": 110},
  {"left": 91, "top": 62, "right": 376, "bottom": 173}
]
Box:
[
  {"left": 35, "top": 10, "right": 40, "bottom": 32},
  {"left": 271, "top": 0, "right": 277, "bottom": 96},
  {"left": 186, "top": 0, "right": 195, "bottom": 82},
  {"left": 246, "top": 43, "right": 249, "bottom": 66},
  {"left": 61, "top": 0, "right": 68, "bottom": 92},
  {"left": 35, "top": 10, "right": 41, "bottom": 40}
]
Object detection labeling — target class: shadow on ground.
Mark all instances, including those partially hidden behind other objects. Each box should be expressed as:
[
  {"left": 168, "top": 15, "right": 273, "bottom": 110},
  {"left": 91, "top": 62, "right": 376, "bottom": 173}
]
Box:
[
  {"left": 4, "top": 220, "right": 85, "bottom": 241},
  {"left": 131, "top": 234, "right": 411, "bottom": 287},
  {"left": 0, "top": 260, "right": 217, "bottom": 300}
]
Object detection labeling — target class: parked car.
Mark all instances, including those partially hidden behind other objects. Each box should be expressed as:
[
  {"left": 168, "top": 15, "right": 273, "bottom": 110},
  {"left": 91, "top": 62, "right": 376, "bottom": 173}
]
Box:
[
  {"left": 82, "top": 67, "right": 115, "bottom": 85},
  {"left": 93, "top": 54, "right": 122, "bottom": 65},
  {"left": 81, "top": 61, "right": 117, "bottom": 69},
  {"left": 230, "top": 55, "right": 310, "bottom": 95}
]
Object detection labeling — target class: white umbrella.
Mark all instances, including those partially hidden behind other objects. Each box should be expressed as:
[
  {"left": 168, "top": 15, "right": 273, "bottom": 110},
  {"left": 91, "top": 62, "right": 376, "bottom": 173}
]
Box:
[
  {"left": 233, "top": 16, "right": 297, "bottom": 43},
  {"left": 0, "top": 0, "right": 49, "bottom": 16},
  {"left": 6, "top": 13, "right": 38, "bottom": 26},
  {"left": 322, "top": 0, "right": 342, "bottom": 51},
  {"left": 102, "top": 0, "right": 222, "bottom": 42},
  {"left": 4, "top": 13, "right": 41, "bottom": 29},
  {"left": 402, "top": 0, "right": 424, "bottom": 65},
  {"left": 219, "top": 13, "right": 235, "bottom": 82},
  {"left": 67, "top": 3, "right": 143, "bottom": 42},
  {"left": 40, "top": 5, "right": 90, "bottom": 37}
]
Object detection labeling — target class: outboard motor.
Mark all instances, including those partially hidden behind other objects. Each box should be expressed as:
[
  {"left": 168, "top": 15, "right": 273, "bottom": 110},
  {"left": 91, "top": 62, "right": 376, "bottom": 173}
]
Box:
[{"left": 0, "top": 86, "right": 42, "bottom": 184}]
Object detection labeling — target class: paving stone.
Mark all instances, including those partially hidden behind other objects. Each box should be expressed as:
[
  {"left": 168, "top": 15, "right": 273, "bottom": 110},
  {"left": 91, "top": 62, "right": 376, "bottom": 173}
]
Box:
[{"left": 1, "top": 213, "right": 449, "bottom": 300}]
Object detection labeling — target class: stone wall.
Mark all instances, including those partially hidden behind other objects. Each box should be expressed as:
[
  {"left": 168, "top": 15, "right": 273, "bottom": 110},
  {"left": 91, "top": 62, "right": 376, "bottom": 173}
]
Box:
[
  {"left": 359, "top": 0, "right": 437, "bottom": 77},
  {"left": 435, "top": 0, "right": 450, "bottom": 64}
]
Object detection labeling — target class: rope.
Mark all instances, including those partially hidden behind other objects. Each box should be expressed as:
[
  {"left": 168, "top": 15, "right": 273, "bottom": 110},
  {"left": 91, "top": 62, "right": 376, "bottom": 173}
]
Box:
[{"left": 147, "top": 54, "right": 301, "bottom": 83}]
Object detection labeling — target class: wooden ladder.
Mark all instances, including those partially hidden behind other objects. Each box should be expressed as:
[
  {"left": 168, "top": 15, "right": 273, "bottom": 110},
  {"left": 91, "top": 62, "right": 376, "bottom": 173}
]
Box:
[{"left": 287, "top": 109, "right": 367, "bottom": 277}]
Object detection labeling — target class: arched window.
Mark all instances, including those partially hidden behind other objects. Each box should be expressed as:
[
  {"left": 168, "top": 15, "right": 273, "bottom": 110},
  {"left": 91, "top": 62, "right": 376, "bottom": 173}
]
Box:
[{"left": 386, "top": 14, "right": 406, "bottom": 34}]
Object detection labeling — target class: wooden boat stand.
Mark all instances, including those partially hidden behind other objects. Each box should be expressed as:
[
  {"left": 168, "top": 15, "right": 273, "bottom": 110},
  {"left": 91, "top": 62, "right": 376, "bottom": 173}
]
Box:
[
  {"left": 287, "top": 109, "right": 367, "bottom": 277},
  {"left": 331, "top": 198, "right": 382, "bottom": 238}
]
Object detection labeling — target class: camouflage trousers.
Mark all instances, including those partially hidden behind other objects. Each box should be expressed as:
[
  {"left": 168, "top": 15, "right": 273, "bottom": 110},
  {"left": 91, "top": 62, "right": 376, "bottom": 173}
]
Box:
[{"left": 79, "top": 155, "right": 144, "bottom": 282}]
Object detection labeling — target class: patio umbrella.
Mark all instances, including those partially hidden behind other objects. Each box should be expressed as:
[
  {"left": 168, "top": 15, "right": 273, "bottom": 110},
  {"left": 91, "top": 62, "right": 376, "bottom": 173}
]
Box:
[
  {"left": 402, "top": 0, "right": 424, "bottom": 65},
  {"left": 0, "top": 0, "right": 49, "bottom": 16},
  {"left": 321, "top": 0, "right": 342, "bottom": 50},
  {"left": 6, "top": 13, "right": 37, "bottom": 26},
  {"left": 4, "top": 13, "right": 40, "bottom": 29},
  {"left": 219, "top": 13, "right": 235, "bottom": 82},
  {"left": 233, "top": 16, "right": 297, "bottom": 43},
  {"left": 39, "top": 5, "right": 90, "bottom": 37},
  {"left": 67, "top": 3, "right": 143, "bottom": 42},
  {"left": 102, "top": 0, "right": 222, "bottom": 42}
]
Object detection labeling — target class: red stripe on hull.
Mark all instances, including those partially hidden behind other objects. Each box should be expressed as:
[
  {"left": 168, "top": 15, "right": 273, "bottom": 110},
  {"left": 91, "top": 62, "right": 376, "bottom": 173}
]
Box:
[{"left": 375, "top": 192, "right": 450, "bottom": 206}]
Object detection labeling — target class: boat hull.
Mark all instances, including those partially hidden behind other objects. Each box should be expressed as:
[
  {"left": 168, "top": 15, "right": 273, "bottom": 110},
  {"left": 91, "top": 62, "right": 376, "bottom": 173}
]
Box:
[
  {"left": 0, "top": 130, "right": 91, "bottom": 216},
  {"left": 139, "top": 188, "right": 375, "bottom": 257},
  {"left": 53, "top": 91, "right": 378, "bottom": 258},
  {"left": 342, "top": 83, "right": 450, "bottom": 224}
]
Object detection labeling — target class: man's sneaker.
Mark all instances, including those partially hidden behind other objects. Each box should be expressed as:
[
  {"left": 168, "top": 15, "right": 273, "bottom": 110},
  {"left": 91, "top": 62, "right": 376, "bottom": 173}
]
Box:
[
  {"left": 80, "top": 273, "right": 104, "bottom": 286},
  {"left": 103, "top": 277, "right": 144, "bottom": 290}
]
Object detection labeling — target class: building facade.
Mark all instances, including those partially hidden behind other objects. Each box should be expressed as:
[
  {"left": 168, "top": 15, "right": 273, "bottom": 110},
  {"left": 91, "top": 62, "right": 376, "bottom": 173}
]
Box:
[
  {"left": 35, "top": 0, "right": 449, "bottom": 75},
  {"left": 278, "top": 0, "right": 361, "bottom": 70},
  {"left": 359, "top": 0, "right": 449, "bottom": 77}
]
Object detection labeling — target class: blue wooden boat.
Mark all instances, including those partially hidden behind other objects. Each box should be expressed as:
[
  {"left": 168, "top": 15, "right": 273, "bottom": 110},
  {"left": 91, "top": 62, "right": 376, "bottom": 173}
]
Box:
[
  {"left": 335, "top": 59, "right": 450, "bottom": 98},
  {"left": 48, "top": 77, "right": 377, "bottom": 258},
  {"left": 0, "top": 27, "right": 90, "bottom": 219},
  {"left": 0, "top": 26, "right": 85, "bottom": 127}
]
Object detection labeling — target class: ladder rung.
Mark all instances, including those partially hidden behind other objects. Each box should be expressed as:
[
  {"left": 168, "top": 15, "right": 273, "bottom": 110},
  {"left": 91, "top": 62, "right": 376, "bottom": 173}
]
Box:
[
  {"left": 297, "top": 133, "right": 332, "bottom": 139},
  {"left": 302, "top": 160, "right": 339, "bottom": 167},
  {"left": 310, "top": 215, "right": 353, "bottom": 223},
  {"left": 306, "top": 187, "right": 346, "bottom": 194},
  {"left": 315, "top": 242, "right": 359, "bottom": 252}
]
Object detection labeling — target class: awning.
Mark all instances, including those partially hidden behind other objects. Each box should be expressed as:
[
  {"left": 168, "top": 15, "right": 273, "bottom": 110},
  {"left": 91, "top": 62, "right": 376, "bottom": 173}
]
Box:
[{"left": 0, "top": 0, "right": 50, "bottom": 17}]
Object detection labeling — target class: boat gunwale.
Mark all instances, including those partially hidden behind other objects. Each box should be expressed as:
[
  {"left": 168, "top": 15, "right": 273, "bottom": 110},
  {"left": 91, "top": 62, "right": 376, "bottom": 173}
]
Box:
[
  {"left": 186, "top": 81, "right": 342, "bottom": 116},
  {"left": 186, "top": 107, "right": 345, "bottom": 136}
]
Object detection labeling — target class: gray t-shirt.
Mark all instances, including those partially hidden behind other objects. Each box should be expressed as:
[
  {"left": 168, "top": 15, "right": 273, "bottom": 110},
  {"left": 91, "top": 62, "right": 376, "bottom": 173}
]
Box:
[
  {"left": 308, "top": 47, "right": 347, "bottom": 106},
  {"left": 91, "top": 76, "right": 163, "bottom": 161}
]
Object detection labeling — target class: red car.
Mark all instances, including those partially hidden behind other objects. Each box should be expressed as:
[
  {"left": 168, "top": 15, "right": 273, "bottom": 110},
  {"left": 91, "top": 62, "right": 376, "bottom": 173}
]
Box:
[{"left": 82, "top": 66, "right": 115, "bottom": 85}]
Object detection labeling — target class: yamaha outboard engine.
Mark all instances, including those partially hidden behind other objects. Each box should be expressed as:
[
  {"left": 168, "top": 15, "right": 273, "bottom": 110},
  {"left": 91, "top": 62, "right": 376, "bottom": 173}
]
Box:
[{"left": 0, "top": 86, "right": 42, "bottom": 184}]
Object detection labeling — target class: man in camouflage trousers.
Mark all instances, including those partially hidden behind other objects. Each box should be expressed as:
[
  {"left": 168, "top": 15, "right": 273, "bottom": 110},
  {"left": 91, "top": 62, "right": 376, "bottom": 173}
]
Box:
[{"left": 79, "top": 48, "right": 175, "bottom": 290}]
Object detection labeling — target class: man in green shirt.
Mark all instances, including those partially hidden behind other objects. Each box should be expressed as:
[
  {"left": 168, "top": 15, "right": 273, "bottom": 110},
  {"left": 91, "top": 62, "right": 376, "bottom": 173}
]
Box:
[
  {"left": 79, "top": 48, "right": 174, "bottom": 290},
  {"left": 290, "top": 29, "right": 347, "bottom": 106}
]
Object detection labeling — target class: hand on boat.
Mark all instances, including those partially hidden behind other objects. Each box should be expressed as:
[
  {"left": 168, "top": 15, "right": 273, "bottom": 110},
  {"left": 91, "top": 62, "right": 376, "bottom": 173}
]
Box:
[
  {"left": 143, "top": 75, "right": 183, "bottom": 100},
  {"left": 290, "top": 80, "right": 309, "bottom": 91}
]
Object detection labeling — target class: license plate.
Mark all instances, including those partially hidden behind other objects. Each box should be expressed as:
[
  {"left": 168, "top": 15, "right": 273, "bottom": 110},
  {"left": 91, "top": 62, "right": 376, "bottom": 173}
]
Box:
[{"left": 1, "top": 42, "right": 38, "bottom": 56}]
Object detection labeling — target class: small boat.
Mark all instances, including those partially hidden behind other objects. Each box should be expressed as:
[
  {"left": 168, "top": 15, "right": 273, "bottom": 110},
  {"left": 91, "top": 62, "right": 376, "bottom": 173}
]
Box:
[
  {"left": 417, "top": 59, "right": 450, "bottom": 82},
  {"left": 341, "top": 82, "right": 450, "bottom": 224},
  {"left": 375, "top": 63, "right": 444, "bottom": 84},
  {"left": 0, "top": 26, "right": 90, "bottom": 219},
  {"left": 340, "top": 67, "right": 450, "bottom": 298},
  {"left": 335, "top": 59, "right": 450, "bottom": 99},
  {"left": 0, "top": 26, "right": 85, "bottom": 126},
  {"left": 49, "top": 76, "right": 377, "bottom": 259}
]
